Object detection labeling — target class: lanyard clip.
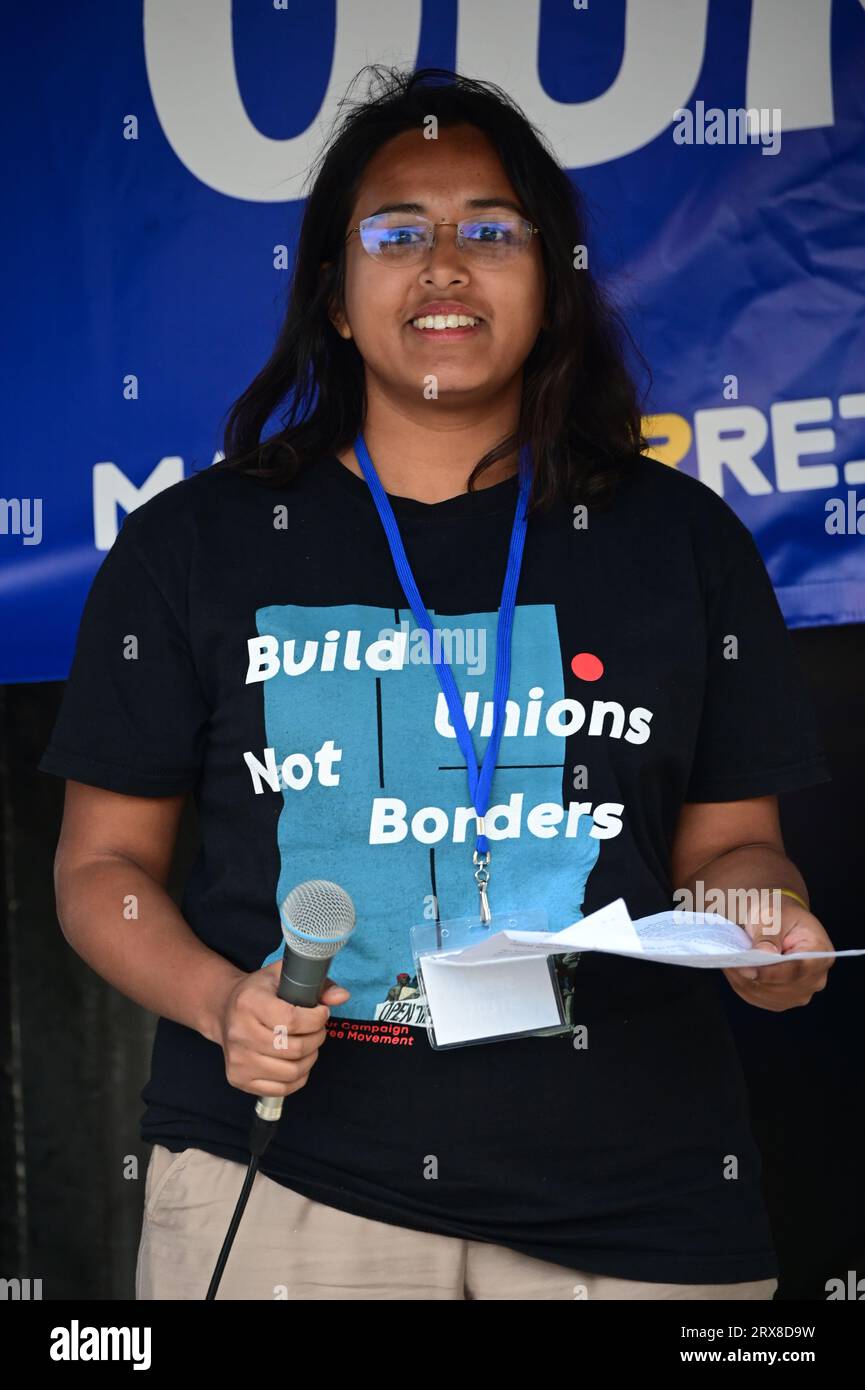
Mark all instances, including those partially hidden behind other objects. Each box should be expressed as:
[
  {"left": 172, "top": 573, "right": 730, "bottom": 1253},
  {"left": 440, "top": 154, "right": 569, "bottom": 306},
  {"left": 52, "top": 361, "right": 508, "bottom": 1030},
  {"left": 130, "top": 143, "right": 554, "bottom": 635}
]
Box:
[{"left": 472, "top": 847, "right": 492, "bottom": 926}]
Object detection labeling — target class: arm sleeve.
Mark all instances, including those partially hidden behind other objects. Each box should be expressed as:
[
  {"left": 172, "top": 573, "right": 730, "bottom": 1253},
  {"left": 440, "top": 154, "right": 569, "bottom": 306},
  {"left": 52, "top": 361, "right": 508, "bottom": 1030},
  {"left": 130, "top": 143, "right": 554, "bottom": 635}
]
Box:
[
  {"left": 684, "top": 508, "right": 832, "bottom": 802},
  {"left": 37, "top": 510, "right": 211, "bottom": 796}
]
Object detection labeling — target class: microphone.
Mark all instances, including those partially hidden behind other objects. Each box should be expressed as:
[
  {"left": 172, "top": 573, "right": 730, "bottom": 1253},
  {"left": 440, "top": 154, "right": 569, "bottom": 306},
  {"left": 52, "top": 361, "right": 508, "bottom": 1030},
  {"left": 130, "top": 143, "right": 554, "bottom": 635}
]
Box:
[{"left": 251, "top": 879, "right": 356, "bottom": 1149}]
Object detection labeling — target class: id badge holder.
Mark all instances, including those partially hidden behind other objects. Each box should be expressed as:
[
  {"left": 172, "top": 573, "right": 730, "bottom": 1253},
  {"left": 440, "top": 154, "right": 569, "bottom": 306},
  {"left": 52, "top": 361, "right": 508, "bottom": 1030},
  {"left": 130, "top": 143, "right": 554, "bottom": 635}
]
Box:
[{"left": 409, "top": 908, "right": 572, "bottom": 1050}]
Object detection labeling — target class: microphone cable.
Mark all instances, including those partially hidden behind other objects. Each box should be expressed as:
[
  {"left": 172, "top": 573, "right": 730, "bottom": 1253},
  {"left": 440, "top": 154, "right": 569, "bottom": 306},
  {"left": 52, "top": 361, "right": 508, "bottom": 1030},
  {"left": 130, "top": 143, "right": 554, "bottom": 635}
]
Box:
[{"left": 204, "top": 1112, "right": 278, "bottom": 1301}]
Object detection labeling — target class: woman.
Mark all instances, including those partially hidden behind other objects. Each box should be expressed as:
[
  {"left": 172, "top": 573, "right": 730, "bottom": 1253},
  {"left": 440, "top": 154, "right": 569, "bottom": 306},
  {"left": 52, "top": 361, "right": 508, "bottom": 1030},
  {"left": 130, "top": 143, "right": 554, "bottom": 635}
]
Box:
[{"left": 41, "top": 66, "right": 834, "bottom": 1301}]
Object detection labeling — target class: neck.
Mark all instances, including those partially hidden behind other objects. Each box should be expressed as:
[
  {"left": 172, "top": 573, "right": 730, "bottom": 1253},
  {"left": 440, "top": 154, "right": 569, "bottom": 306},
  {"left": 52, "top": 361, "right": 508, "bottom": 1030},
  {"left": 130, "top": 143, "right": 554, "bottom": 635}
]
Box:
[{"left": 335, "top": 378, "right": 522, "bottom": 503}]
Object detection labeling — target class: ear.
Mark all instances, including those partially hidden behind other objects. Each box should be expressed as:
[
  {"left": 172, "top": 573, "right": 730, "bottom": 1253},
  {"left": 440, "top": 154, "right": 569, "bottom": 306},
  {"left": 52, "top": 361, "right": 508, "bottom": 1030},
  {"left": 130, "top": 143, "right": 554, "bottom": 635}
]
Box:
[
  {"left": 319, "top": 261, "right": 352, "bottom": 339},
  {"left": 329, "top": 303, "right": 352, "bottom": 340}
]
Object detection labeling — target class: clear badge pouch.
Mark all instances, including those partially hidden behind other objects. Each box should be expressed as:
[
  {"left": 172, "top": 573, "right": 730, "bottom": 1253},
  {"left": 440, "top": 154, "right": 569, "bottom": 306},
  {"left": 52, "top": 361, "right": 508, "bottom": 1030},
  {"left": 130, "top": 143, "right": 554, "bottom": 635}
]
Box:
[{"left": 409, "top": 908, "right": 572, "bottom": 1050}]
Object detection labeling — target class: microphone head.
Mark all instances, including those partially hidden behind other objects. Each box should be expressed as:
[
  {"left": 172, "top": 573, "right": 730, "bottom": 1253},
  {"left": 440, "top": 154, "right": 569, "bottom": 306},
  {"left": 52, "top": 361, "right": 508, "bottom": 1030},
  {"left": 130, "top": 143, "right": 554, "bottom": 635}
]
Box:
[{"left": 279, "top": 879, "right": 356, "bottom": 961}]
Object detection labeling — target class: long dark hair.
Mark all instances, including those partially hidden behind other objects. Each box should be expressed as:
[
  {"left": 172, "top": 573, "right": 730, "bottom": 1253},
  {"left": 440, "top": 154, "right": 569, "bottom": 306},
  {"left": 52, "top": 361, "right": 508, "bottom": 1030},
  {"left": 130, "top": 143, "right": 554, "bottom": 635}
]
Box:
[{"left": 213, "top": 64, "right": 652, "bottom": 513}]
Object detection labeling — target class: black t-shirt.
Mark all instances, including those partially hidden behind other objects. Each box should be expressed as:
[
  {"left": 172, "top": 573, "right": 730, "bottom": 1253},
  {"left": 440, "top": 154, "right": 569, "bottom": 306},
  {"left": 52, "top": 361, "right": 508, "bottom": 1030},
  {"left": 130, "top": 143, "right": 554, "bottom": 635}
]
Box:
[{"left": 39, "top": 450, "right": 832, "bottom": 1283}]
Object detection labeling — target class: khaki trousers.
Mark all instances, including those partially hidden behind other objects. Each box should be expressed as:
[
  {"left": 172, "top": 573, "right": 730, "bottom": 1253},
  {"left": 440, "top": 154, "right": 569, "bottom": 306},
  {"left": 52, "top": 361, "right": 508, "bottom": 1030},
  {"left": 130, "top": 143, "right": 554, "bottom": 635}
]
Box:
[{"left": 136, "top": 1144, "right": 779, "bottom": 1301}]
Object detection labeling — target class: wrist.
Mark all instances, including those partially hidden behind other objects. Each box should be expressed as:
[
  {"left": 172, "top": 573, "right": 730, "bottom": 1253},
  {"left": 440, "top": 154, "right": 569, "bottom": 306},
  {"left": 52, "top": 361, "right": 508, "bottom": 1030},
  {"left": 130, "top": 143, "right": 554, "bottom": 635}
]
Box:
[
  {"left": 196, "top": 961, "right": 246, "bottom": 1046},
  {"left": 772, "top": 887, "right": 810, "bottom": 912}
]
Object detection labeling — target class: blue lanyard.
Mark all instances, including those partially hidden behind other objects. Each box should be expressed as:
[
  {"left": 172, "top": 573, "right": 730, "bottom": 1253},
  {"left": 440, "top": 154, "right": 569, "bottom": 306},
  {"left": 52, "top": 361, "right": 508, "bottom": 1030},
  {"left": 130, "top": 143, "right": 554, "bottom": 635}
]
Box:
[{"left": 353, "top": 434, "right": 532, "bottom": 918}]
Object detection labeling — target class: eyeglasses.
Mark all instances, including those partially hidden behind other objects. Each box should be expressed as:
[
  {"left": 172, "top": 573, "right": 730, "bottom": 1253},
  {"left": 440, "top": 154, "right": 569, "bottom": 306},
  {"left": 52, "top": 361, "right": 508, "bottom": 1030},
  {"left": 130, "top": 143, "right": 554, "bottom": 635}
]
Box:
[{"left": 346, "top": 213, "right": 540, "bottom": 267}]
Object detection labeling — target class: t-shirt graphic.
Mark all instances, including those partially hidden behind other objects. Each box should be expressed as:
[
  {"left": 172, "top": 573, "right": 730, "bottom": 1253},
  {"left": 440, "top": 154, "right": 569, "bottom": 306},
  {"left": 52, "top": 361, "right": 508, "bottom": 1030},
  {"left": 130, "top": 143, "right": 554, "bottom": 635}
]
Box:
[{"left": 253, "top": 601, "right": 604, "bottom": 1026}]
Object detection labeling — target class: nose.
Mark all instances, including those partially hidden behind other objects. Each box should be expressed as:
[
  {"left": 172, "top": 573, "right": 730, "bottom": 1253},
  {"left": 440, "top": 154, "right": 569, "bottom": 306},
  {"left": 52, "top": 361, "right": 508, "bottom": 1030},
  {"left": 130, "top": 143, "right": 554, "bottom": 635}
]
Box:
[{"left": 418, "top": 223, "right": 471, "bottom": 285}]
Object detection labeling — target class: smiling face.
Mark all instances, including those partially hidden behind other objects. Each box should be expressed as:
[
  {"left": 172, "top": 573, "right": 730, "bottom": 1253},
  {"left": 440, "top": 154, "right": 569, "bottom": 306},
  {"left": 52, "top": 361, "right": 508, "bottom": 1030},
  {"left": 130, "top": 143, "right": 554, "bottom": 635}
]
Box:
[{"left": 329, "top": 123, "right": 547, "bottom": 405}]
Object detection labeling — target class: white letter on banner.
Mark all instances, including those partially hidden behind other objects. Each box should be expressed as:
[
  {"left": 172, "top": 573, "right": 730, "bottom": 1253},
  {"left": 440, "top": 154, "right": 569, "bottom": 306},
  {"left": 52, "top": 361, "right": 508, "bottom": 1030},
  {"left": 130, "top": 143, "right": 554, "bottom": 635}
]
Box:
[
  {"left": 142, "top": 0, "right": 422, "bottom": 200},
  {"left": 746, "top": 0, "right": 834, "bottom": 132},
  {"left": 771, "top": 399, "right": 838, "bottom": 492},
  {"left": 456, "top": 0, "right": 709, "bottom": 167},
  {"left": 693, "top": 408, "right": 773, "bottom": 497},
  {"left": 93, "top": 458, "right": 185, "bottom": 550},
  {"left": 839, "top": 395, "right": 865, "bottom": 485}
]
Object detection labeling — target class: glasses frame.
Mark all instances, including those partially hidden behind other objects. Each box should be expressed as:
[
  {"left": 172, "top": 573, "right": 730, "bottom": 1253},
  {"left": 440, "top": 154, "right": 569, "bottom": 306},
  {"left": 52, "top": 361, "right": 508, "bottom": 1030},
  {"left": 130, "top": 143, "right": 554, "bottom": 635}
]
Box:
[{"left": 346, "top": 212, "right": 541, "bottom": 265}]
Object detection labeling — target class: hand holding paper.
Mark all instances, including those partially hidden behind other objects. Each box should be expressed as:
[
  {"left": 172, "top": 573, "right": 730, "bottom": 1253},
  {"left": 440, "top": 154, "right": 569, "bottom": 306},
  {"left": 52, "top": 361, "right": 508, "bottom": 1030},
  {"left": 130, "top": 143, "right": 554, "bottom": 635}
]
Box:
[{"left": 721, "top": 890, "right": 838, "bottom": 1010}]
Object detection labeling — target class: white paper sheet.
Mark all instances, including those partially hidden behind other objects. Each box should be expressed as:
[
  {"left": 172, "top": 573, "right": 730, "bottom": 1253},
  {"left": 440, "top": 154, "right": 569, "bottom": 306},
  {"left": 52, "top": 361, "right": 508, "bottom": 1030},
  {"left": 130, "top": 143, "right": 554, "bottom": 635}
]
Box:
[{"left": 432, "top": 900, "right": 865, "bottom": 970}]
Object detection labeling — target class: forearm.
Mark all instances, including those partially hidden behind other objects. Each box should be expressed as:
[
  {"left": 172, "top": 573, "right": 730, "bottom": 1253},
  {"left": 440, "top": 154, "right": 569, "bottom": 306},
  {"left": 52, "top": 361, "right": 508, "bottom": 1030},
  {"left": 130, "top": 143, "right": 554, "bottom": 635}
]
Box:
[
  {"left": 674, "top": 842, "right": 809, "bottom": 926},
  {"left": 55, "top": 854, "right": 245, "bottom": 1044}
]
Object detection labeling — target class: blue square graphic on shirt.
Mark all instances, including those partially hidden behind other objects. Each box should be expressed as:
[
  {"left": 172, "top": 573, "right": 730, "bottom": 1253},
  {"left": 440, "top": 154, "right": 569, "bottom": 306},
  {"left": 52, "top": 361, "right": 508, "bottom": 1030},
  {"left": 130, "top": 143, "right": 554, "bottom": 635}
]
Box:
[{"left": 255, "top": 602, "right": 600, "bottom": 1023}]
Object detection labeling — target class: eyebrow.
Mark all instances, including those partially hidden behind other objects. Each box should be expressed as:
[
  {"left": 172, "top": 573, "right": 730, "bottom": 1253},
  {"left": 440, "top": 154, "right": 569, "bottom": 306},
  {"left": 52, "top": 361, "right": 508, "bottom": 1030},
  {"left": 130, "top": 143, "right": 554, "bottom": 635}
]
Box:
[{"left": 368, "top": 198, "right": 527, "bottom": 217}]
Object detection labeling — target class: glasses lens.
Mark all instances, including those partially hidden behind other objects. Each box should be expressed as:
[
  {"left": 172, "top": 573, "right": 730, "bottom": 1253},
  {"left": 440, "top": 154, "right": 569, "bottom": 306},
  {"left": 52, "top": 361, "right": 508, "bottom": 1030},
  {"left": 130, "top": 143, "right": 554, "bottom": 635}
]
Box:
[
  {"left": 460, "top": 218, "right": 531, "bottom": 263},
  {"left": 358, "top": 215, "right": 430, "bottom": 262}
]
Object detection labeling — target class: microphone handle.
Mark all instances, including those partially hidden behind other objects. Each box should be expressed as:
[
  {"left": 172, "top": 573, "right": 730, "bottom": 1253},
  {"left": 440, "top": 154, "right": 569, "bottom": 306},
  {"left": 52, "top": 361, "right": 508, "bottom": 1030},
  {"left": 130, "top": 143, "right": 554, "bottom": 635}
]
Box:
[
  {"left": 276, "top": 949, "right": 331, "bottom": 1008},
  {"left": 252, "top": 949, "right": 333, "bottom": 1138}
]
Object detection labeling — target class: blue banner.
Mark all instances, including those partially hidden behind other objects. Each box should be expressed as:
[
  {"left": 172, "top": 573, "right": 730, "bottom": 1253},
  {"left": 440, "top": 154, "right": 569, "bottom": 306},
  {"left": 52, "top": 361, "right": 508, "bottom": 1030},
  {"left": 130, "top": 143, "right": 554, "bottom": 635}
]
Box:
[{"left": 4, "top": 0, "right": 864, "bottom": 684}]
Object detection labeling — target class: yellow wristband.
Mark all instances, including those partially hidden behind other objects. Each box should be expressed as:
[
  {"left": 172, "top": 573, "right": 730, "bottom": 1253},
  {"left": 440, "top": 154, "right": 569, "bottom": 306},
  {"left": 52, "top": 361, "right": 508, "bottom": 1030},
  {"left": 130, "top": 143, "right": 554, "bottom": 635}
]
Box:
[{"left": 772, "top": 887, "right": 809, "bottom": 911}]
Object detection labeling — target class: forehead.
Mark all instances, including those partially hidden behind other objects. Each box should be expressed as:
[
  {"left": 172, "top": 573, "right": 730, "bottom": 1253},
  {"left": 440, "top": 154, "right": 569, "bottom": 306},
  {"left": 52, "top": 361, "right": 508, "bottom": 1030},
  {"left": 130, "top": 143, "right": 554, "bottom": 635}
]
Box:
[{"left": 351, "top": 125, "right": 519, "bottom": 216}]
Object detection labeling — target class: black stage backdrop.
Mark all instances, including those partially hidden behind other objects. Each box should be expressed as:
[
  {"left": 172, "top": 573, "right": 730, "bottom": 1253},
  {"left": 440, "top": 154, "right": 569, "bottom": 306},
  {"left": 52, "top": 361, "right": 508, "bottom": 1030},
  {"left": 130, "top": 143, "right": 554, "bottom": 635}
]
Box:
[{"left": 1, "top": 623, "right": 863, "bottom": 1300}]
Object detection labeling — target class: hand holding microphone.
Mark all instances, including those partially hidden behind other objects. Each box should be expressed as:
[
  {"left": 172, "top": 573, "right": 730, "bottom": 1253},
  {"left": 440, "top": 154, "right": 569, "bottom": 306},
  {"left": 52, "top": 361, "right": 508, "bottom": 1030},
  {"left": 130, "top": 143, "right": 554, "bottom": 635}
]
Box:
[
  {"left": 212, "top": 880, "right": 357, "bottom": 1154},
  {"left": 214, "top": 963, "right": 349, "bottom": 1106}
]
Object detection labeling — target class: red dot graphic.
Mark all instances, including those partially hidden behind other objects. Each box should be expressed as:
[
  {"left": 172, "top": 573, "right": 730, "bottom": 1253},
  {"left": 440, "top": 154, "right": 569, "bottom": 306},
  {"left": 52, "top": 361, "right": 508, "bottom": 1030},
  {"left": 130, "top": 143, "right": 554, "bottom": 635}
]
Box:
[{"left": 570, "top": 652, "right": 605, "bottom": 682}]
